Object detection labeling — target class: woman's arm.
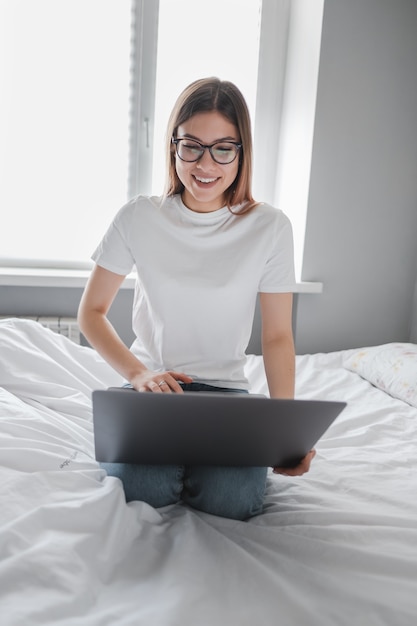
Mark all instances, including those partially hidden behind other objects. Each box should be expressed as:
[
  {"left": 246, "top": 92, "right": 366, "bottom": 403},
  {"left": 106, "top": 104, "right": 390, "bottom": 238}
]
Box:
[
  {"left": 260, "top": 292, "right": 315, "bottom": 475},
  {"left": 260, "top": 292, "right": 295, "bottom": 399},
  {"left": 78, "top": 265, "right": 191, "bottom": 392}
]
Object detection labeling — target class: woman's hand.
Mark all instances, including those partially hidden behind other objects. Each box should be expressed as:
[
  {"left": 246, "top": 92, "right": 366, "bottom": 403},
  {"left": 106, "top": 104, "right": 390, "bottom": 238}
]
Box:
[
  {"left": 131, "top": 370, "right": 193, "bottom": 393},
  {"left": 272, "top": 449, "right": 316, "bottom": 476}
]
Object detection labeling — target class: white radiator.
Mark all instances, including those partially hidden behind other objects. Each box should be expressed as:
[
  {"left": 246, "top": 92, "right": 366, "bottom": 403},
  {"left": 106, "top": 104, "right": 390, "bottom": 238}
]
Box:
[{"left": 1, "top": 316, "right": 81, "bottom": 344}]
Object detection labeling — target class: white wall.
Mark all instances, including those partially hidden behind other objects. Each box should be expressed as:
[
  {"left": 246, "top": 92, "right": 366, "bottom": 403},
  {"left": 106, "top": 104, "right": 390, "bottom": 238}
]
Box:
[{"left": 295, "top": 0, "right": 417, "bottom": 354}]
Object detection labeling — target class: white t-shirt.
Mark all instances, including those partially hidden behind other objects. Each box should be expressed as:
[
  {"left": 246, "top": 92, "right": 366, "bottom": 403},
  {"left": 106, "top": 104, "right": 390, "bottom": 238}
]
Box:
[{"left": 92, "top": 194, "right": 296, "bottom": 389}]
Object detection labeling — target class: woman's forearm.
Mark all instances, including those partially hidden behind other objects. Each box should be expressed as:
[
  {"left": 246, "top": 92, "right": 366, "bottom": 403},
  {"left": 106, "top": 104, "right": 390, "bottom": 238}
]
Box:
[
  {"left": 262, "top": 334, "right": 295, "bottom": 399},
  {"left": 78, "top": 307, "right": 147, "bottom": 384}
]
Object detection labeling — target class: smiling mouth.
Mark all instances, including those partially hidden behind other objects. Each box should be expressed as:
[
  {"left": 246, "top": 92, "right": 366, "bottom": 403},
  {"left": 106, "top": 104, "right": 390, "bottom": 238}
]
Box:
[{"left": 193, "top": 175, "right": 219, "bottom": 184}]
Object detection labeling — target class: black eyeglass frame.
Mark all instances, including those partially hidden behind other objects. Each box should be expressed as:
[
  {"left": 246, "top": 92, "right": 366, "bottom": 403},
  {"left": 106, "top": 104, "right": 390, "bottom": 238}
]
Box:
[{"left": 172, "top": 137, "right": 242, "bottom": 164}]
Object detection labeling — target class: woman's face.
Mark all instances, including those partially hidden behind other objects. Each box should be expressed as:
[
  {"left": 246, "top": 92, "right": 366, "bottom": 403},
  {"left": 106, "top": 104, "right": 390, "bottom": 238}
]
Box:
[{"left": 175, "top": 111, "right": 240, "bottom": 213}]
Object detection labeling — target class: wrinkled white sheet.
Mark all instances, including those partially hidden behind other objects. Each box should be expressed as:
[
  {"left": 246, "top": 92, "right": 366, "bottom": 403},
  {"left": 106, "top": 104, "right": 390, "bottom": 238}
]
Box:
[{"left": 1, "top": 318, "right": 416, "bottom": 625}]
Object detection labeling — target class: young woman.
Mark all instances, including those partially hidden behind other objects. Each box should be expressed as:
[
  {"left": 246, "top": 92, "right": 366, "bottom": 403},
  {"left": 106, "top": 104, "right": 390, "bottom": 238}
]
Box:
[{"left": 78, "top": 78, "right": 315, "bottom": 520}]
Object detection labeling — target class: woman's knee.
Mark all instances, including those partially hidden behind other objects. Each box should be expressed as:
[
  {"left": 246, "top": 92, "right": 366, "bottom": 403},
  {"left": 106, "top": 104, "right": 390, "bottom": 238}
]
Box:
[
  {"left": 101, "top": 462, "right": 184, "bottom": 507},
  {"left": 182, "top": 466, "right": 268, "bottom": 520}
]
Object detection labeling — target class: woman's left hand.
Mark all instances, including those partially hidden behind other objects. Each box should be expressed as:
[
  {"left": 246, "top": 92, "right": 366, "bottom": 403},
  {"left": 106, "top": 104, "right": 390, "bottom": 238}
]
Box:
[{"left": 272, "top": 449, "right": 316, "bottom": 476}]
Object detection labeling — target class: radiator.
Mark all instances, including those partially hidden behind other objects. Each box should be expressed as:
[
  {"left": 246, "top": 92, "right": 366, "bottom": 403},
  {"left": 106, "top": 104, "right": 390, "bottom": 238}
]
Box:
[{"left": 1, "top": 316, "right": 81, "bottom": 344}]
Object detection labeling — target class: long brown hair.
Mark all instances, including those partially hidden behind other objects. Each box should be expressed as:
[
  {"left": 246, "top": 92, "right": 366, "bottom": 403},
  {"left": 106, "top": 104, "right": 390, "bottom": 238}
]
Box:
[{"left": 164, "top": 77, "right": 257, "bottom": 213}]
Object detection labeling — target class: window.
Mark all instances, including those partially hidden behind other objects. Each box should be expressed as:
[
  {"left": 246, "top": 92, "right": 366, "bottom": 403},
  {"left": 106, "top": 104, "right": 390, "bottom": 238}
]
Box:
[
  {"left": 0, "top": 0, "right": 324, "bottom": 278},
  {"left": 127, "top": 0, "right": 263, "bottom": 197},
  {"left": 0, "top": 0, "right": 131, "bottom": 267},
  {"left": 151, "top": 0, "right": 262, "bottom": 195}
]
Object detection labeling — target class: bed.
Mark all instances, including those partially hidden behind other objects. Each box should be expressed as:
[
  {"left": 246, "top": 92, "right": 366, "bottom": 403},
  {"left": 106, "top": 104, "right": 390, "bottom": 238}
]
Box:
[{"left": 1, "top": 317, "right": 416, "bottom": 625}]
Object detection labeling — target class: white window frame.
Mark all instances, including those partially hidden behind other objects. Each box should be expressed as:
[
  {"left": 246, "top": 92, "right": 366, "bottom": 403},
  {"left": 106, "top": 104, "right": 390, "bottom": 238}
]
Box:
[
  {"left": 271, "top": 0, "right": 325, "bottom": 279},
  {"left": 128, "top": 0, "right": 160, "bottom": 198},
  {"left": 253, "top": 0, "right": 291, "bottom": 204}
]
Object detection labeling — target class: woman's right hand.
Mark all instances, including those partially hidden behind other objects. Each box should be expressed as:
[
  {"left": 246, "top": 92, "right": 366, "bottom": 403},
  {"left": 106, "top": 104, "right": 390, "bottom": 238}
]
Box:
[
  {"left": 131, "top": 370, "right": 193, "bottom": 393},
  {"left": 78, "top": 266, "right": 193, "bottom": 395}
]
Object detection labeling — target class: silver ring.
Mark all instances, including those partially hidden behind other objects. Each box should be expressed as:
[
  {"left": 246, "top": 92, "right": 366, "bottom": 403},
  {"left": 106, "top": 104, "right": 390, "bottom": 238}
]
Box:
[{"left": 158, "top": 380, "right": 166, "bottom": 387}]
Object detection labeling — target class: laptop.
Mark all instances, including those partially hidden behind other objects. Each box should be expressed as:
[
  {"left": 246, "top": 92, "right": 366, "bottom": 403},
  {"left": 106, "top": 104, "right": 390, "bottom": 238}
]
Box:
[{"left": 92, "top": 388, "right": 346, "bottom": 468}]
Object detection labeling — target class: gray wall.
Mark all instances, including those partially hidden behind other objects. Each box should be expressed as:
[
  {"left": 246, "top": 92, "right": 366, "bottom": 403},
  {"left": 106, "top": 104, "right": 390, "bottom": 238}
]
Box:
[
  {"left": 296, "top": 0, "right": 417, "bottom": 353},
  {"left": 411, "top": 271, "right": 417, "bottom": 343},
  {"left": 0, "top": 286, "right": 135, "bottom": 348},
  {"left": 1, "top": 0, "right": 417, "bottom": 355}
]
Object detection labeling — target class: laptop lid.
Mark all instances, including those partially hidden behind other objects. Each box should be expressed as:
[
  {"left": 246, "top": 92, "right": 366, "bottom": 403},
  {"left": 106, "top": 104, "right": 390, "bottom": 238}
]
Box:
[{"left": 92, "top": 389, "right": 346, "bottom": 468}]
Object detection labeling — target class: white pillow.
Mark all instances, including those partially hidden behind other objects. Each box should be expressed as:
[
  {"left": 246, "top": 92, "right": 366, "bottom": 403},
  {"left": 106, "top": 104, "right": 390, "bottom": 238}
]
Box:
[{"left": 343, "top": 343, "right": 417, "bottom": 408}]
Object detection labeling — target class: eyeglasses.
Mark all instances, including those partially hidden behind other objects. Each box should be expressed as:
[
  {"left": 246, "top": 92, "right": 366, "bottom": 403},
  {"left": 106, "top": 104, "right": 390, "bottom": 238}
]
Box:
[{"left": 172, "top": 137, "right": 242, "bottom": 164}]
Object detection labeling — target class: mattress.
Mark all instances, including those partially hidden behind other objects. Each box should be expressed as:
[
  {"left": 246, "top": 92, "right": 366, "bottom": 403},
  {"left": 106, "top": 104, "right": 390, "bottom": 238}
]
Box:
[{"left": 1, "top": 318, "right": 416, "bottom": 625}]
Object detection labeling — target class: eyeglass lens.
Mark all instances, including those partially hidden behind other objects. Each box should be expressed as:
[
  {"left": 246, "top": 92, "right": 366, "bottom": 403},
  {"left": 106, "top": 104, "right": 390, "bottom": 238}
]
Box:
[{"left": 176, "top": 139, "right": 239, "bottom": 164}]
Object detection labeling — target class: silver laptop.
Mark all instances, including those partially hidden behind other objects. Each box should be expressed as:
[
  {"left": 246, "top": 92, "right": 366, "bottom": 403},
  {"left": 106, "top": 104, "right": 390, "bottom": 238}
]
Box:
[{"left": 92, "top": 388, "right": 346, "bottom": 468}]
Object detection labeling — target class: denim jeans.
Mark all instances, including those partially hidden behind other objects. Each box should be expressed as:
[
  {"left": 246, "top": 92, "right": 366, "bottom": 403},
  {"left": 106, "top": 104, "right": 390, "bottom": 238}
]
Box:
[{"left": 101, "top": 383, "right": 268, "bottom": 520}]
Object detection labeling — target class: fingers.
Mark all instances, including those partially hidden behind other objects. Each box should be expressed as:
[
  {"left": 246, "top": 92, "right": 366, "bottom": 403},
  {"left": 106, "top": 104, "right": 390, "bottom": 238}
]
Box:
[
  {"left": 138, "top": 371, "right": 192, "bottom": 394},
  {"left": 175, "top": 372, "right": 194, "bottom": 384},
  {"left": 148, "top": 379, "right": 170, "bottom": 393},
  {"left": 145, "top": 377, "right": 175, "bottom": 393},
  {"left": 273, "top": 449, "right": 316, "bottom": 476}
]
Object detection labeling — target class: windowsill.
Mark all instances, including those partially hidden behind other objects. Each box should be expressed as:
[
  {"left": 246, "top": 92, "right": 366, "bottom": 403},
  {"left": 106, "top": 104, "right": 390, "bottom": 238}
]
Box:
[
  {"left": 0, "top": 267, "right": 323, "bottom": 293},
  {"left": 0, "top": 267, "right": 135, "bottom": 289}
]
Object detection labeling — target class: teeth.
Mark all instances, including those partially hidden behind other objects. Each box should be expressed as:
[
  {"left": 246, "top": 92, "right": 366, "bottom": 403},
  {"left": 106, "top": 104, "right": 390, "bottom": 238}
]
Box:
[{"left": 195, "top": 176, "right": 217, "bottom": 183}]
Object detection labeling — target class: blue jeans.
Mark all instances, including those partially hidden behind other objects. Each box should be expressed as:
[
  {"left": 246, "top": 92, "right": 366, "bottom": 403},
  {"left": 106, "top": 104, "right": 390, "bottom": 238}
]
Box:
[{"left": 101, "top": 383, "right": 268, "bottom": 520}]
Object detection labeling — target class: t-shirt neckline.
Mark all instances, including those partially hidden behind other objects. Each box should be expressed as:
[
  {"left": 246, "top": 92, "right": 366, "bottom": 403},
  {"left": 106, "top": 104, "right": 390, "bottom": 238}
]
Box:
[{"left": 175, "top": 195, "right": 231, "bottom": 223}]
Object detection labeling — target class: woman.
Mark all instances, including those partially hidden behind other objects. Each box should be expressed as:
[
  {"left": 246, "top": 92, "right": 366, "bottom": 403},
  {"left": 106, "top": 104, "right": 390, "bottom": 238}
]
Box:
[{"left": 78, "top": 77, "right": 315, "bottom": 520}]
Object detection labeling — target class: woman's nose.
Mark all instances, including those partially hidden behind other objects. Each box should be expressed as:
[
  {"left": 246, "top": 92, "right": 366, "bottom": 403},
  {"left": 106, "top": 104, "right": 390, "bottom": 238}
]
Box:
[{"left": 196, "top": 148, "right": 216, "bottom": 168}]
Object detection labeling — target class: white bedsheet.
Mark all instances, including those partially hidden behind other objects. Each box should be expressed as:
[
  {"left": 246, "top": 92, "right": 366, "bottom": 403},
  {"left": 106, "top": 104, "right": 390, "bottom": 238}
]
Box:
[{"left": 1, "top": 319, "right": 416, "bottom": 625}]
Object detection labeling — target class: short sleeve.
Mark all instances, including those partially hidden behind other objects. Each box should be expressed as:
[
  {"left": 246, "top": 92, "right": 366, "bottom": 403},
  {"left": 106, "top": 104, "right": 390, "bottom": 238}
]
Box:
[
  {"left": 91, "top": 204, "right": 135, "bottom": 276},
  {"left": 258, "top": 210, "right": 296, "bottom": 293}
]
